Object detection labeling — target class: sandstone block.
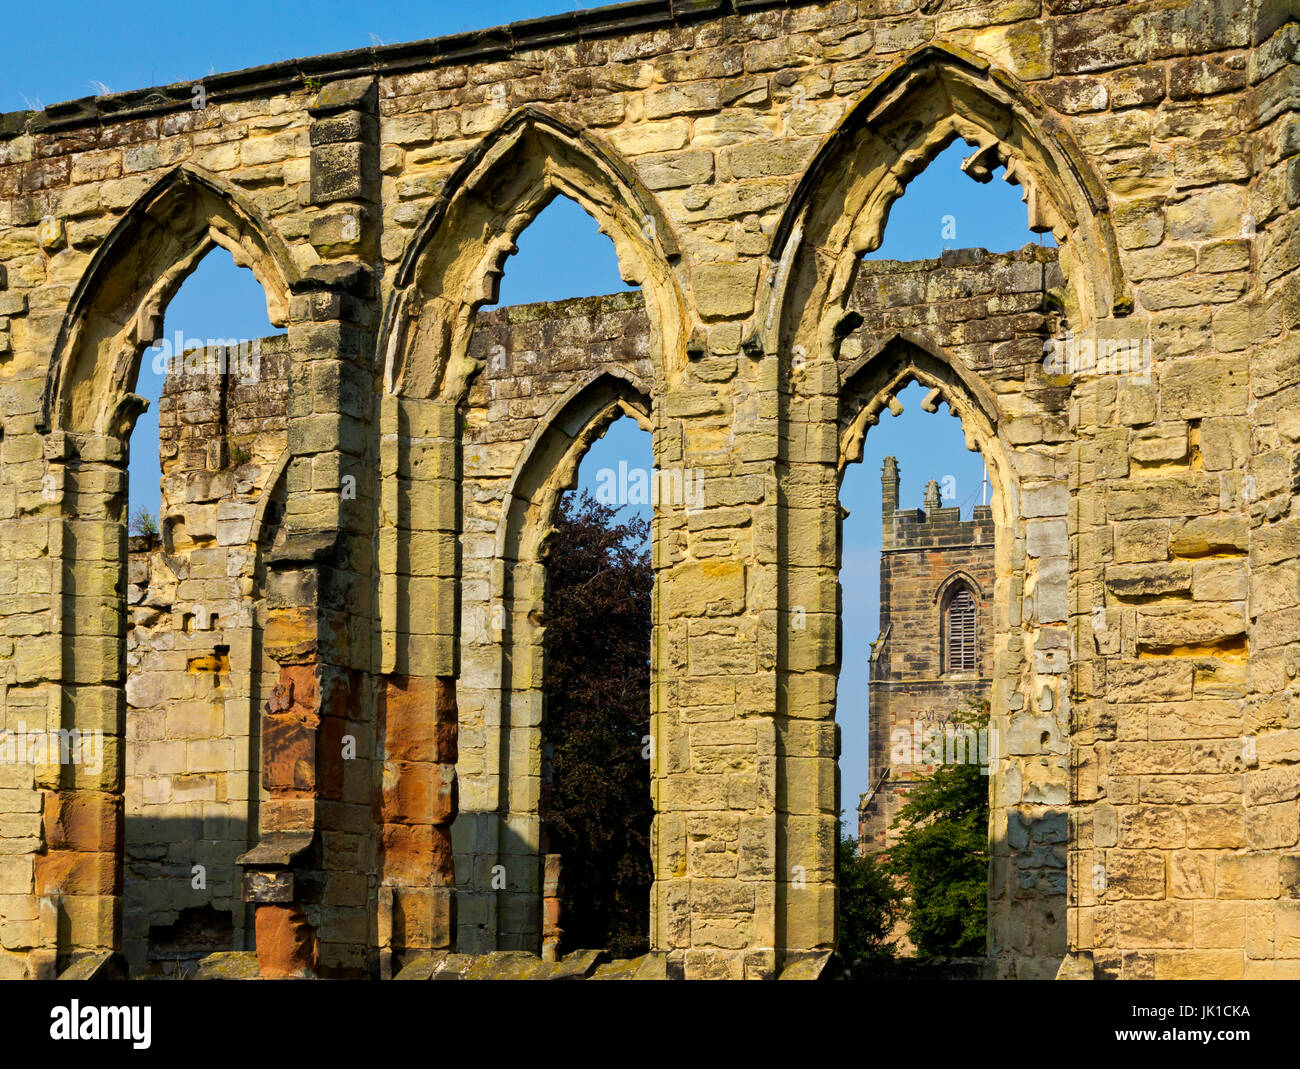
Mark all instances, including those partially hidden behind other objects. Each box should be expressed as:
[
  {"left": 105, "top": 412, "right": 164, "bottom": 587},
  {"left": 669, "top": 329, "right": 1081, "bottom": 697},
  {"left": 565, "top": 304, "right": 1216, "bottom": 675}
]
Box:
[{"left": 692, "top": 261, "right": 759, "bottom": 319}]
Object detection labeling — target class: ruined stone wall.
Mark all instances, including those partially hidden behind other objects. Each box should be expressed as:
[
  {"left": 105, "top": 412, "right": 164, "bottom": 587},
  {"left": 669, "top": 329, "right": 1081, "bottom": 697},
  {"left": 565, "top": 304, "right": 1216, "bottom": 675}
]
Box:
[
  {"left": 122, "top": 338, "right": 289, "bottom": 975},
  {"left": 0, "top": 0, "right": 1292, "bottom": 980}
]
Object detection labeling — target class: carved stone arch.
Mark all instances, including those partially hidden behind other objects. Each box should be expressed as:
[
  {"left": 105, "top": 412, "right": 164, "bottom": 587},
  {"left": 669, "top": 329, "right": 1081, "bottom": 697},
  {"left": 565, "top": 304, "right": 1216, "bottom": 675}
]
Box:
[
  {"left": 787, "top": 320, "right": 1066, "bottom": 975},
  {"left": 836, "top": 334, "right": 1018, "bottom": 534},
  {"left": 460, "top": 369, "right": 656, "bottom": 954},
  {"left": 43, "top": 164, "right": 298, "bottom": 438},
  {"left": 766, "top": 43, "right": 1128, "bottom": 363},
  {"left": 496, "top": 368, "right": 654, "bottom": 570},
  {"left": 934, "top": 568, "right": 986, "bottom": 607},
  {"left": 380, "top": 106, "right": 688, "bottom": 401},
  {"left": 36, "top": 164, "right": 300, "bottom": 968},
  {"left": 822, "top": 327, "right": 1067, "bottom": 976},
  {"left": 379, "top": 118, "right": 673, "bottom": 954}
]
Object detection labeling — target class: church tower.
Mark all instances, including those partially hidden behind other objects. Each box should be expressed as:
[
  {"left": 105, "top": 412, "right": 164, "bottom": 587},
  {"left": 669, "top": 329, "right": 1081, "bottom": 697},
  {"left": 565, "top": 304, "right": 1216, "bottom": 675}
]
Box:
[{"left": 858, "top": 458, "right": 996, "bottom": 853}]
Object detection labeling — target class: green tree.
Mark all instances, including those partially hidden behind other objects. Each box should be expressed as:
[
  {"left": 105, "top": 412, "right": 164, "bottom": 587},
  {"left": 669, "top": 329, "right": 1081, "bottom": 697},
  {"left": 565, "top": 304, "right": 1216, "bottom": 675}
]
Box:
[
  {"left": 541, "top": 490, "right": 654, "bottom": 957},
  {"left": 837, "top": 833, "right": 902, "bottom": 964},
  {"left": 128, "top": 507, "right": 157, "bottom": 537},
  {"left": 884, "top": 700, "right": 990, "bottom": 957}
]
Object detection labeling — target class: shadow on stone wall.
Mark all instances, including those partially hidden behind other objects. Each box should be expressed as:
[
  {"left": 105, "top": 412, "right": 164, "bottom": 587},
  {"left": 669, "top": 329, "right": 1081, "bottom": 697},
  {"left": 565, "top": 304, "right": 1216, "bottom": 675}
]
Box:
[
  {"left": 988, "top": 807, "right": 1068, "bottom": 979},
  {"left": 123, "top": 815, "right": 252, "bottom": 978}
]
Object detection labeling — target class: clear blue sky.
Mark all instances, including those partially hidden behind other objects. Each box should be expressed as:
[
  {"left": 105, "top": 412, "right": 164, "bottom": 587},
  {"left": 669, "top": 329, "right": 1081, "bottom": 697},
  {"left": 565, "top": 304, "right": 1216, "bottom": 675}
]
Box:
[
  {"left": 9, "top": 1, "right": 1046, "bottom": 839},
  {"left": 8, "top": 2, "right": 603, "bottom": 112}
]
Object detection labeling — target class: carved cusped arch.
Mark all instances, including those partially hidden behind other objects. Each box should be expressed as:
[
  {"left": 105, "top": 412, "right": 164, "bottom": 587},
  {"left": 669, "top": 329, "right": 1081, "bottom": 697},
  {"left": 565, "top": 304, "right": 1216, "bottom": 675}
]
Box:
[
  {"left": 768, "top": 44, "right": 1128, "bottom": 362},
  {"left": 469, "top": 368, "right": 655, "bottom": 951},
  {"left": 498, "top": 368, "right": 653, "bottom": 572},
  {"left": 837, "top": 333, "right": 1018, "bottom": 530},
  {"left": 382, "top": 107, "right": 688, "bottom": 402},
  {"left": 42, "top": 164, "right": 299, "bottom": 437}
]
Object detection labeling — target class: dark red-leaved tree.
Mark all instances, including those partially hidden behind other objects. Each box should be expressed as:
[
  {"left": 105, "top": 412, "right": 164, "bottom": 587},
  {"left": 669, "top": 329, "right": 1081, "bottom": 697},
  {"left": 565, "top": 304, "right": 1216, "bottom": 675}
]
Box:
[{"left": 541, "top": 489, "right": 654, "bottom": 957}]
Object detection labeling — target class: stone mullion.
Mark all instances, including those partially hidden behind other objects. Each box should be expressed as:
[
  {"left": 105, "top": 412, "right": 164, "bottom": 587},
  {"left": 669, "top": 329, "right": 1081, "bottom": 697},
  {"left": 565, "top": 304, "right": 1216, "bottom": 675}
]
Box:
[
  {"left": 749, "top": 358, "right": 783, "bottom": 980},
  {"left": 1065, "top": 376, "right": 1107, "bottom": 977},
  {"left": 446, "top": 394, "right": 503, "bottom": 953},
  {"left": 375, "top": 394, "right": 458, "bottom": 968},
  {"left": 656, "top": 347, "right": 779, "bottom": 978},
  {"left": 493, "top": 553, "right": 545, "bottom": 952},
  {"left": 648, "top": 397, "right": 671, "bottom": 958},
  {"left": 24, "top": 464, "right": 66, "bottom": 978},
  {"left": 29, "top": 441, "right": 128, "bottom": 973},
  {"left": 776, "top": 354, "right": 840, "bottom": 966},
  {"left": 323, "top": 317, "right": 380, "bottom": 977},
  {"left": 301, "top": 81, "right": 391, "bottom": 972},
  {"left": 995, "top": 433, "right": 1070, "bottom": 979},
  {"left": 648, "top": 400, "right": 683, "bottom": 962},
  {"left": 240, "top": 288, "right": 368, "bottom": 975},
  {"left": 377, "top": 395, "right": 400, "bottom": 676}
]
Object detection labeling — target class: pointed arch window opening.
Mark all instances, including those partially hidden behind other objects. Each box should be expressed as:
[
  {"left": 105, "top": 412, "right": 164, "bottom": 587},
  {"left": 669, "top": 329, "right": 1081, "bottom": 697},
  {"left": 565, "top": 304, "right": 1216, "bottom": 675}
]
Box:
[
  {"left": 862, "top": 141, "right": 1054, "bottom": 264},
  {"left": 477, "top": 190, "right": 654, "bottom": 959}
]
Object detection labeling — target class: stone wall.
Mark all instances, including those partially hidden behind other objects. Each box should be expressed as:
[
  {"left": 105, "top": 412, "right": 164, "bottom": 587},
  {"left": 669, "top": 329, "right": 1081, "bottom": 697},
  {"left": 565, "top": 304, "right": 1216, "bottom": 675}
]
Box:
[
  {"left": 110, "top": 257, "right": 1053, "bottom": 967},
  {"left": 0, "top": 0, "right": 1294, "bottom": 980},
  {"left": 122, "top": 337, "right": 289, "bottom": 975}
]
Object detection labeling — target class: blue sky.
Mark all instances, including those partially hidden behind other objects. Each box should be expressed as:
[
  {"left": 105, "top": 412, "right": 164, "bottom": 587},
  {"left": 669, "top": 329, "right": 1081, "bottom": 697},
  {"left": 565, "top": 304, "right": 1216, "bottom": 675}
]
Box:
[
  {"left": 10, "top": 1, "right": 1046, "bottom": 839},
  {"left": 8, "top": 2, "right": 607, "bottom": 113}
]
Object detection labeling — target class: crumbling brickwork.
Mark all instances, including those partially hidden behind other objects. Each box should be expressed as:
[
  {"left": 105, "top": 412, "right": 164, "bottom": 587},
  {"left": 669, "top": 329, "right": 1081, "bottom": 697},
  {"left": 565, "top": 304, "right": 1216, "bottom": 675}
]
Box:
[{"left": 0, "top": 0, "right": 1295, "bottom": 980}]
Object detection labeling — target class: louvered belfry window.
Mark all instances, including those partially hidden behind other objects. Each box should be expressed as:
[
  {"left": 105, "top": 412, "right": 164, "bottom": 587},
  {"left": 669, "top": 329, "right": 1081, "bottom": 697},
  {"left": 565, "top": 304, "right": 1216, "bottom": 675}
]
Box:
[{"left": 946, "top": 588, "right": 977, "bottom": 673}]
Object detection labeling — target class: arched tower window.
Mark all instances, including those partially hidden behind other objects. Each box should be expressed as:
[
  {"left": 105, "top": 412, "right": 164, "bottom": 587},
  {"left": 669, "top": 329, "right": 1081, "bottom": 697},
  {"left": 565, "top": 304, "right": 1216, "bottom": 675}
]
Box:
[{"left": 944, "top": 585, "right": 978, "bottom": 674}]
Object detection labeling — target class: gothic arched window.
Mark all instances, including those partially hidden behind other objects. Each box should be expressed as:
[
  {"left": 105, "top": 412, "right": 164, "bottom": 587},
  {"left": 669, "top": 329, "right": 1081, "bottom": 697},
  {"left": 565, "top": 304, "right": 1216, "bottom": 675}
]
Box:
[{"left": 944, "top": 586, "right": 978, "bottom": 674}]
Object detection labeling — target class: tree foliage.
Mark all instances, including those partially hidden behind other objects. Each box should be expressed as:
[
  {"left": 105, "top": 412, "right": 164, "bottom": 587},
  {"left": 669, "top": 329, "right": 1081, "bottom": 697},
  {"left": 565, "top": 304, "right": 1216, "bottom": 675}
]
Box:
[
  {"left": 837, "top": 834, "right": 902, "bottom": 964},
  {"left": 541, "top": 490, "right": 654, "bottom": 957},
  {"left": 884, "top": 700, "right": 991, "bottom": 958},
  {"left": 128, "top": 507, "right": 157, "bottom": 537}
]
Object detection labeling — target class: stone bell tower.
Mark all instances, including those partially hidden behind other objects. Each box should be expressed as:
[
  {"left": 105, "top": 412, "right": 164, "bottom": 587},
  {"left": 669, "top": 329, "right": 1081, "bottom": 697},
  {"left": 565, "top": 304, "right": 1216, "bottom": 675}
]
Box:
[{"left": 858, "top": 458, "right": 995, "bottom": 853}]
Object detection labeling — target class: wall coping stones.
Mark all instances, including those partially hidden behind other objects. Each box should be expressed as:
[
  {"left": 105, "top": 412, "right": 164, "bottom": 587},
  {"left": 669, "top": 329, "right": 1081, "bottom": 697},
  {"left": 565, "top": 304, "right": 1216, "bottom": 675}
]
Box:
[
  {"left": 0, "top": 1, "right": 805, "bottom": 140},
  {"left": 476, "top": 289, "right": 646, "bottom": 328},
  {"left": 55, "top": 952, "right": 129, "bottom": 981},
  {"left": 393, "top": 947, "right": 624, "bottom": 979}
]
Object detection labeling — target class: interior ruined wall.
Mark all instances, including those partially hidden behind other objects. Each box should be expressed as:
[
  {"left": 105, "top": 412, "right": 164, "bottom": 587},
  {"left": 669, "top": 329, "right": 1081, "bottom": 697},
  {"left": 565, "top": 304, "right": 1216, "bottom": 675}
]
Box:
[
  {"left": 121, "top": 338, "right": 288, "bottom": 975},
  {"left": 454, "top": 291, "right": 655, "bottom": 954},
  {"left": 0, "top": 0, "right": 1292, "bottom": 980}
]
